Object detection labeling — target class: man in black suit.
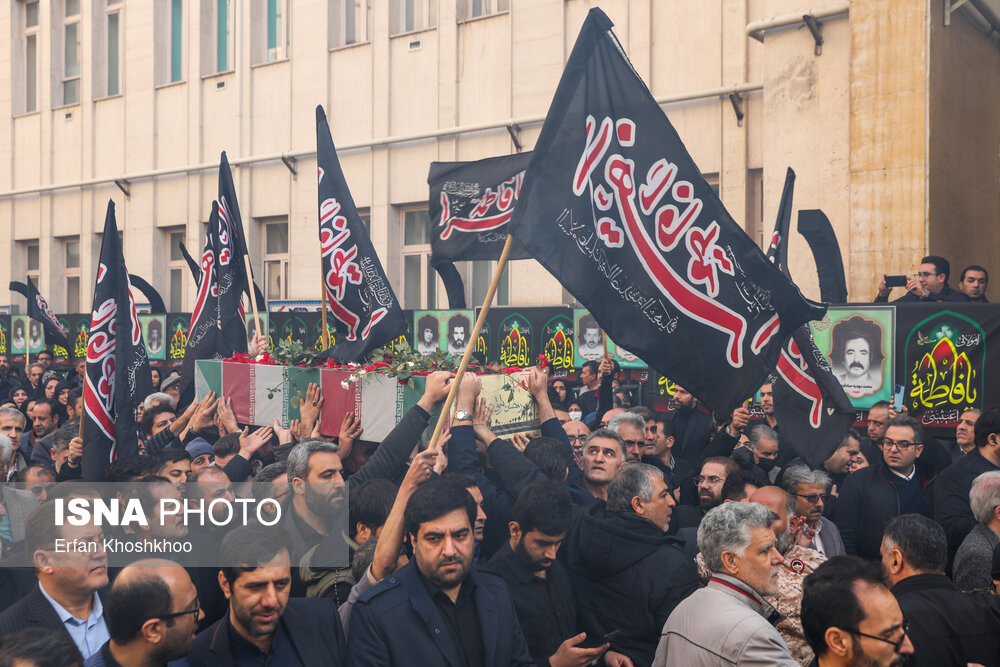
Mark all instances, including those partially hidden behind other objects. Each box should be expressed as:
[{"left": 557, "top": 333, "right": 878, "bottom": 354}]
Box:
[
  {"left": 0, "top": 501, "right": 109, "bottom": 660},
  {"left": 186, "top": 526, "right": 347, "bottom": 666},
  {"left": 349, "top": 477, "right": 532, "bottom": 666}
]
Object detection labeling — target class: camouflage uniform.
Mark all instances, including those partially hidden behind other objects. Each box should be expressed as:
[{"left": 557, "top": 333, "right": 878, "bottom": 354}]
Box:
[{"left": 693, "top": 544, "right": 826, "bottom": 666}]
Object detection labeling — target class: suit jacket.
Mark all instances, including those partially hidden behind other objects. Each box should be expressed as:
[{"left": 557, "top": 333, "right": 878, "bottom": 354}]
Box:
[
  {"left": 0, "top": 583, "right": 65, "bottom": 638},
  {"left": 348, "top": 560, "right": 533, "bottom": 666},
  {"left": 186, "top": 597, "right": 347, "bottom": 667},
  {"left": 812, "top": 516, "right": 845, "bottom": 558},
  {"left": 2, "top": 486, "right": 39, "bottom": 545}
]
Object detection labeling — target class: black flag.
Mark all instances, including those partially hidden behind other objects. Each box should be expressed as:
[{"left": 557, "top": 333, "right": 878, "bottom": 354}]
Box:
[
  {"left": 765, "top": 168, "right": 795, "bottom": 274},
  {"left": 127, "top": 274, "right": 166, "bottom": 314},
  {"left": 178, "top": 202, "right": 248, "bottom": 408},
  {"left": 798, "top": 210, "right": 848, "bottom": 303},
  {"left": 9, "top": 278, "right": 70, "bottom": 349},
  {"left": 218, "top": 151, "right": 256, "bottom": 313},
  {"left": 507, "top": 8, "right": 824, "bottom": 415},
  {"left": 315, "top": 105, "right": 406, "bottom": 361},
  {"left": 82, "top": 201, "right": 152, "bottom": 481},
  {"left": 180, "top": 239, "right": 268, "bottom": 309},
  {"left": 763, "top": 170, "right": 855, "bottom": 467},
  {"left": 428, "top": 153, "right": 533, "bottom": 264}
]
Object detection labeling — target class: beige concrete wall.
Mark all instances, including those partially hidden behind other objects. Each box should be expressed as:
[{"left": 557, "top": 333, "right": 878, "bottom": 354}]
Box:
[
  {"left": 927, "top": 4, "right": 1000, "bottom": 286},
  {"left": 848, "top": 0, "right": 929, "bottom": 301},
  {"left": 0, "top": 0, "right": 807, "bottom": 316}
]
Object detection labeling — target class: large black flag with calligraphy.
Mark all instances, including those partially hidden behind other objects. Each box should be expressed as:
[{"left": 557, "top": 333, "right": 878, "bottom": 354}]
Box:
[
  {"left": 428, "top": 153, "right": 534, "bottom": 264},
  {"left": 82, "top": 201, "right": 152, "bottom": 481},
  {"left": 507, "top": 8, "right": 824, "bottom": 415},
  {"left": 315, "top": 105, "right": 406, "bottom": 362},
  {"left": 177, "top": 202, "right": 249, "bottom": 408},
  {"left": 218, "top": 151, "right": 256, "bottom": 314},
  {"left": 763, "top": 169, "right": 856, "bottom": 466},
  {"left": 9, "top": 278, "right": 70, "bottom": 349}
]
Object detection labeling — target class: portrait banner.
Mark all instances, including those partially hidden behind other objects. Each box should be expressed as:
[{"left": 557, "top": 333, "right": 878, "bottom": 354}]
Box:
[
  {"left": 810, "top": 306, "right": 894, "bottom": 410},
  {"left": 140, "top": 314, "right": 167, "bottom": 360},
  {"left": 10, "top": 316, "right": 27, "bottom": 356}
]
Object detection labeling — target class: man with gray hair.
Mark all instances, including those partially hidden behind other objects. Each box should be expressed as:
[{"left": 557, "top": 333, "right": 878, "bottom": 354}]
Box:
[
  {"left": 0, "top": 433, "right": 37, "bottom": 557},
  {"left": 561, "top": 463, "right": 697, "bottom": 666},
  {"left": 607, "top": 411, "right": 646, "bottom": 462},
  {"left": 953, "top": 470, "right": 1000, "bottom": 592},
  {"left": 142, "top": 391, "right": 175, "bottom": 411},
  {"left": 656, "top": 502, "right": 797, "bottom": 666},
  {"left": 746, "top": 424, "right": 781, "bottom": 482},
  {"left": 782, "top": 463, "right": 845, "bottom": 557}
]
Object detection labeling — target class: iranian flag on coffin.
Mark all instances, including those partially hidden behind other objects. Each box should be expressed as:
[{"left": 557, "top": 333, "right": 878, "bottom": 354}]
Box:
[{"left": 195, "top": 360, "right": 539, "bottom": 439}]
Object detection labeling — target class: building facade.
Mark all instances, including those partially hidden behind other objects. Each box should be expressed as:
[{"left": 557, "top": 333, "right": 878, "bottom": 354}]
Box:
[{"left": 0, "top": 0, "right": 997, "bottom": 315}]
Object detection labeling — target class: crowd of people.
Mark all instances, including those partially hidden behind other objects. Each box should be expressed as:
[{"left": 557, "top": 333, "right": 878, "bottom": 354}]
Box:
[{"left": 0, "top": 334, "right": 995, "bottom": 666}]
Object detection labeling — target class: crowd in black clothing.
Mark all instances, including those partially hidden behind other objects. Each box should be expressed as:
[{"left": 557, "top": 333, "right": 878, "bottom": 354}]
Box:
[{"left": 0, "top": 348, "right": 998, "bottom": 667}]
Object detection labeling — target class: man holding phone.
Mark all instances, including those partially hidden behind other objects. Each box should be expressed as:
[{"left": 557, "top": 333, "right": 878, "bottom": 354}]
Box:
[{"left": 874, "top": 255, "right": 969, "bottom": 302}]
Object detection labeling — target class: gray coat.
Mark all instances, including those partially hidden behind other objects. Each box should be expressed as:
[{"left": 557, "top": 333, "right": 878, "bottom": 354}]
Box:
[
  {"left": 952, "top": 523, "right": 1000, "bottom": 593},
  {"left": 810, "top": 516, "right": 846, "bottom": 558},
  {"left": 2, "top": 486, "right": 38, "bottom": 546},
  {"left": 655, "top": 574, "right": 798, "bottom": 667}
]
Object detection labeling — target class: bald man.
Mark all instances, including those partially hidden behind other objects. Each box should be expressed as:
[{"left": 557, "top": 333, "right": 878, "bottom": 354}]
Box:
[
  {"left": 749, "top": 486, "right": 827, "bottom": 665},
  {"left": 87, "top": 559, "right": 202, "bottom": 667}
]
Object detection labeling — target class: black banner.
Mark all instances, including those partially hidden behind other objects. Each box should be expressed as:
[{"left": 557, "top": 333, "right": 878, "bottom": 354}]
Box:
[
  {"left": 428, "top": 153, "right": 533, "bottom": 265},
  {"left": 218, "top": 151, "right": 255, "bottom": 313},
  {"left": 315, "top": 105, "right": 406, "bottom": 362},
  {"left": 765, "top": 168, "right": 795, "bottom": 275},
  {"left": 82, "top": 201, "right": 152, "bottom": 481},
  {"left": 9, "top": 278, "right": 70, "bottom": 349},
  {"left": 506, "top": 8, "right": 824, "bottom": 415}
]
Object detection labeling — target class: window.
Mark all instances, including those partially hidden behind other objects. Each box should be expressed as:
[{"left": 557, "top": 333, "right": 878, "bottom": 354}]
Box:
[
  {"left": 330, "top": 0, "right": 371, "bottom": 48},
  {"left": 458, "top": 0, "right": 508, "bottom": 21},
  {"left": 26, "top": 240, "right": 40, "bottom": 287},
  {"left": 95, "top": 0, "right": 124, "bottom": 97},
  {"left": 61, "top": 0, "right": 81, "bottom": 105},
  {"left": 13, "top": 0, "right": 40, "bottom": 114},
  {"left": 64, "top": 239, "right": 80, "bottom": 312},
  {"left": 156, "top": 0, "right": 185, "bottom": 84},
  {"left": 390, "top": 0, "right": 436, "bottom": 35},
  {"left": 464, "top": 260, "right": 509, "bottom": 306},
  {"left": 262, "top": 220, "right": 288, "bottom": 300},
  {"left": 201, "top": 0, "right": 233, "bottom": 74},
  {"left": 253, "top": 0, "right": 289, "bottom": 64},
  {"left": 167, "top": 229, "right": 186, "bottom": 312},
  {"left": 400, "top": 208, "right": 442, "bottom": 309},
  {"left": 357, "top": 208, "right": 371, "bottom": 235}
]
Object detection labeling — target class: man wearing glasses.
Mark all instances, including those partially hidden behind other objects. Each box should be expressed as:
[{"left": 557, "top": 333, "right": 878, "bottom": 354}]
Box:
[
  {"left": 86, "top": 559, "right": 203, "bottom": 667},
  {"left": 834, "top": 415, "right": 934, "bottom": 560},
  {"left": 801, "top": 555, "right": 913, "bottom": 667},
  {"left": 874, "top": 255, "right": 969, "bottom": 303},
  {"left": 880, "top": 514, "right": 1000, "bottom": 666},
  {"left": 783, "top": 464, "right": 845, "bottom": 558}
]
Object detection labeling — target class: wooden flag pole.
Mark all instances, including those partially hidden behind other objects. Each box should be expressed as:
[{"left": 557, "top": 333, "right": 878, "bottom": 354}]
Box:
[
  {"left": 427, "top": 235, "right": 515, "bottom": 451},
  {"left": 320, "top": 270, "right": 330, "bottom": 350},
  {"left": 243, "top": 256, "right": 263, "bottom": 348}
]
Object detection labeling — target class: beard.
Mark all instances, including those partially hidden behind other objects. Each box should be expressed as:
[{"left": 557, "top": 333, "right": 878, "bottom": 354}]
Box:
[
  {"left": 847, "top": 636, "right": 909, "bottom": 667},
  {"left": 513, "top": 537, "right": 548, "bottom": 572},
  {"left": 304, "top": 484, "right": 344, "bottom": 526},
  {"left": 776, "top": 524, "right": 794, "bottom": 554}
]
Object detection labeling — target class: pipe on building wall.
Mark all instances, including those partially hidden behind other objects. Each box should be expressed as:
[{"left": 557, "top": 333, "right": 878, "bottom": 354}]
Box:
[
  {"left": 966, "top": 0, "right": 1000, "bottom": 36},
  {"left": 745, "top": 3, "right": 850, "bottom": 42},
  {"left": 0, "top": 82, "right": 763, "bottom": 200}
]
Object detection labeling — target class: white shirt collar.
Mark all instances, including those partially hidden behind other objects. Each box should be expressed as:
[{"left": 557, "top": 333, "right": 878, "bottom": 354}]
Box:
[
  {"left": 889, "top": 466, "right": 917, "bottom": 481},
  {"left": 39, "top": 582, "right": 103, "bottom": 625}
]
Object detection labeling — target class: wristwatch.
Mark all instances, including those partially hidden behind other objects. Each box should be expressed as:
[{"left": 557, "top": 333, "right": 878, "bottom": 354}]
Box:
[{"left": 454, "top": 409, "right": 473, "bottom": 422}]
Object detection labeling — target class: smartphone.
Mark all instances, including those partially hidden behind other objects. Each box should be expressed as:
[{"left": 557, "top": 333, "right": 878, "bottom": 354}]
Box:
[
  {"left": 893, "top": 384, "right": 904, "bottom": 413},
  {"left": 884, "top": 274, "right": 907, "bottom": 288},
  {"left": 596, "top": 629, "right": 621, "bottom": 645}
]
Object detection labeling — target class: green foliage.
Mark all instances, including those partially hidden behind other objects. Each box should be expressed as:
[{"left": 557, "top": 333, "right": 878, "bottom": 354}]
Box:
[{"left": 269, "top": 338, "right": 318, "bottom": 367}]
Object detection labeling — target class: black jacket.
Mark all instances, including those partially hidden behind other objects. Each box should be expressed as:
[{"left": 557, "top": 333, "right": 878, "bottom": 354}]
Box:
[
  {"left": 933, "top": 448, "right": 1000, "bottom": 559},
  {"left": 834, "top": 459, "right": 935, "bottom": 560},
  {"left": 560, "top": 502, "right": 698, "bottom": 667},
  {"left": 186, "top": 597, "right": 347, "bottom": 666},
  {"left": 892, "top": 573, "right": 1000, "bottom": 667},
  {"left": 667, "top": 407, "right": 714, "bottom": 465},
  {"left": 0, "top": 583, "right": 106, "bottom": 642},
  {"left": 874, "top": 283, "right": 970, "bottom": 303},
  {"left": 348, "top": 560, "right": 532, "bottom": 666}
]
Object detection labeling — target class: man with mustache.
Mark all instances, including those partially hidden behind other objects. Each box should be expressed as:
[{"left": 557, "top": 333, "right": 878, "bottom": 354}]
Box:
[
  {"left": 348, "top": 477, "right": 531, "bottom": 665},
  {"left": 782, "top": 464, "right": 845, "bottom": 558},
  {"left": 801, "top": 556, "right": 914, "bottom": 667},
  {"left": 880, "top": 514, "right": 1000, "bottom": 666},
  {"left": 656, "top": 502, "right": 796, "bottom": 666},
  {"left": 487, "top": 482, "right": 609, "bottom": 667},
  {"left": 831, "top": 317, "right": 884, "bottom": 399},
  {"left": 187, "top": 527, "right": 347, "bottom": 665}
]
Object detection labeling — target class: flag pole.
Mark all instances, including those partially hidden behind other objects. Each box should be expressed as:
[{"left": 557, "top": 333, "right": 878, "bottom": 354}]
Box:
[
  {"left": 320, "top": 270, "right": 330, "bottom": 349},
  {"left": 243, "top": 256, "right": 263, "bottom": 348},
  {"left": 427, "top": 235, "right": 514, "bottom": 450}
]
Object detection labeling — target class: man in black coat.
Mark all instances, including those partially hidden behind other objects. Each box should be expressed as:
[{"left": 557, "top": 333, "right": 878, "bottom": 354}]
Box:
[
  {"left": 560, "top": 463, "right": 698, "bottom": 667},
  {"left": 835, "top": 415, "right": 935, "bottom": 560},
  {"left": 186, "top": 526, "right": 347, "bottom": 666},
  {"left": 934, "top": 407, "right": 1000, "bottom": 562},
  {"left": 349, "top": 478, "right": 532, "bottom": 666},
  {"left": 881, "top": 514, "right": 1000, "bottom": 666},
  {"left": 666, "top": 386, "right": 714, "bottom": 465}
]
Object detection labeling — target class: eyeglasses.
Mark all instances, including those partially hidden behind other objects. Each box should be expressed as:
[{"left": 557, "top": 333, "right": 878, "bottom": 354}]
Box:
[
  {"left": 794, "top": 493, "right": 829, "bottom": 504},
  {"left": 916, "top": 272, "right": 939, "bottom": 278},
  {"left": 156, "top": 598, "right": 200, "bottom": 622},
  {"left": 694, "top": 475, "right": 724, "bottom": 486},
  {"left": 567, "top": 434, "right": 587, "bottom": 443},
  {"left": 846, "top": 619, "right": 910, "bottom": 652},
  {"left": 882, "top": 438, "right": 917, "bottom": 451}
]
